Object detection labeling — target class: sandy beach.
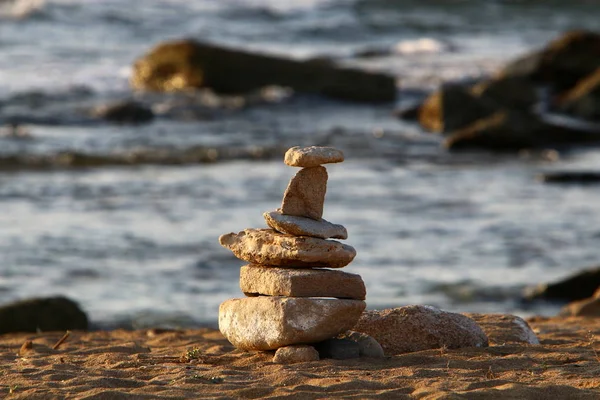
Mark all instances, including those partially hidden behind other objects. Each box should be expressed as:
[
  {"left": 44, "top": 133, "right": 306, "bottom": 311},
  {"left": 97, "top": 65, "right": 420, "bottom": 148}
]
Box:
[{"left": 1, "top": 316, "right": 599, "bottom": 399}]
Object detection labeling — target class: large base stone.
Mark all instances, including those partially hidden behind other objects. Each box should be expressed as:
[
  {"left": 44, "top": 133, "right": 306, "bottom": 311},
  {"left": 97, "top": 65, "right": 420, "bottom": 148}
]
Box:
[
  {"left": 219, "top": 229, "right": 356, "bottom": 268},
  {"left": 218, "top": 297, "right": 366, "bottom": 350},
  {"left": 240, "top": 265, "right": 365, "bottom": 300}
]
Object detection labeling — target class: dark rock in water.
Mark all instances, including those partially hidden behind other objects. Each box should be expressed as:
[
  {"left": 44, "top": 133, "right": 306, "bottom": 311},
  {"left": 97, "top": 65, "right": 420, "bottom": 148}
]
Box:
[
  {"left": 471, "top": 76, "right": 538, "bottom": 111},
  {"left": 444, "top": 110, "right": 600, "bottom": 151},
  {"left": 538, "top": 171, "right": 600, "bottom": 184},
  {"left": 0, "top": 296, "right": 88, "bottom": 334},
  {"left": 499, "top": 30, "right": 600, "bottom": 92},
  {"left": 418, "top": 84, "right": 496, "bottom": 133},
  {"left": 315, "top": 338, "right": 360, "bottom": 360},
  {"left": 130, "top": 39, "right": 396, "bottom": 103},
  {"left": 523, "top": 266, "right": 600, "bottom": 302},
  {"left": 416, "top": 76, "right": 537, "bottom": 134},
  {"left": 393, "top": 103, "right": 421, "bottom": 121},
  {"left": 558, "top": 67, "right": 600, "bottom": 122},
  {"left": 91, "top": 100, "right": 154, "bottom": 124}
]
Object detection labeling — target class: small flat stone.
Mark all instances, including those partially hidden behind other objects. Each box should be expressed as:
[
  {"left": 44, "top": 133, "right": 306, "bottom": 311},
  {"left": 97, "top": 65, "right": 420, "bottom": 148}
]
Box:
[
  {"left": 264, "top": 210, "right": 347, "bottom": 240},
  {"left": 219, "top": 297, "right": 366, "bottom": 351},
  {"left": 219, "top": 229, "right": 356, "bottom": 268},
  {"left": 284, "top": 146, "right": 345, "bottom": 168},
  {"left": 240, "top": 265, "right": 366, "bottom": 300},
  {"left": 281, "top": 166, "right": 327, "bottom": 220},
  {"left": 463, "top": 313, "right": 539, "bottom": 345},
  {"left": 353, "top": 305, "right": 489, "bottom": 355},
  {"left": 340, "top": 331, "right": 385, "bottom": 358},
  {"left": 315, "top": 338, "right": 360, "bottom": 360},
  {"left": 273, "top": 345, "right": 319, "bottom": 364}
]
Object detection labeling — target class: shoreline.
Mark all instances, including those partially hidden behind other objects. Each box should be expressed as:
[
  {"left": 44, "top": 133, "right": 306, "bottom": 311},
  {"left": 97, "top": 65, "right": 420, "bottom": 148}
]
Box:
[{"left": 2, "top": 315, "right": 599, "bottom": 399}]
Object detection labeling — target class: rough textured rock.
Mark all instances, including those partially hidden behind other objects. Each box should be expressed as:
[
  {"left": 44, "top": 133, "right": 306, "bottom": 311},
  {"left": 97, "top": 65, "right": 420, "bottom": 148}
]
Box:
[
  {"left": 130, "top": 39, "right": 396, "bottom": 102},
  {"left": 444, "top": 110, "right": 600, "bottom": 151},
  {"left": 353, "top": 305, "right": 488, "bottom": 355},
  {"left": 219, "top": 229, "right": 356, "bottom": 268},
  {"left": 339, "top": 331, "right": 385, "bottom": 358},
  {"left": 523, "top": 266, "right": 600, "bottom": 302},
  {"left": 284, "top": 146, "right": 345, "bottom": 168},
  {"left": 90, "top": 100, "right": 154, "bottom": 124},
  {"left": 219, "top": 297, "right": 366, "bottom": 350},
  {"left": 560, "top": 297, "right": 600, "bottom": 317},
  {"left": 272, "top": 345, "right": 320, "bottom": 364},
  {"left": 315, "top": 338, "right": 360, "bottom": 360},
  {"left": 464, "top": 314, "right": 540, "bottom": 345},
  {"left": 240, "top": 265, "right": 366, "bottom": 300},
  {"left": 0, "top": 296, "right": 88, "bottom": 334},
  {"left": 559, "top": 67, "right": 600, "bottom": 121},
  {"left": 281, "top": 166, "right": 327, "bottom": 220},
  {"left": 264, "top": 210, "right": 347, "bottom": 240}
]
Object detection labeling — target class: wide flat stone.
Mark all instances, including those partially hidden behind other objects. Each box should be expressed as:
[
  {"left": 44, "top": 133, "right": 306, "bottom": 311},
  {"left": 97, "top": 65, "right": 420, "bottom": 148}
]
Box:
[
  {"left": 240, "top": 265, "right": 366, "bottom": 300},
  {"left": 219, "top": 229, "right": 356, "bottom": 268},
  {"left": 219, "top": 297, "right": 366, "bottom": 350},
  {"left": 264, "top": 210, "right": 347, "bottom": 240},
  {"left": 284, "top": 146, "right": 345, "bottom": 168},
  {"left": 281, "top": 166, "right": 327, "bottom": 221},
  {"left": 353, "top": 305, "right": 488, "bottom": 355}
]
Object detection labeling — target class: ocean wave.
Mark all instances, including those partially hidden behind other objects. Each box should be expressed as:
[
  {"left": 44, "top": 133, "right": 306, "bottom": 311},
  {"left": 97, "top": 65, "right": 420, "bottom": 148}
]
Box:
[{"left": 0, "top": 0, "right": 45, "bottom": 19}]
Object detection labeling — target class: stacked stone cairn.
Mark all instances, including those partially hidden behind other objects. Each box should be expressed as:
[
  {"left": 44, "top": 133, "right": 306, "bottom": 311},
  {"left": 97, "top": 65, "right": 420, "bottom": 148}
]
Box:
[{"left": 218, "top": 146, "right": 367, "bottom": 362}]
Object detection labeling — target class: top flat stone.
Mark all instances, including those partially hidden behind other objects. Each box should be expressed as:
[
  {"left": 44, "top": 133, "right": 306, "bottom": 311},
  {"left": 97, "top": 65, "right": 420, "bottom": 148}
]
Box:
[{"left": 284, "top": 146, "right": 345, "bottom": 168}]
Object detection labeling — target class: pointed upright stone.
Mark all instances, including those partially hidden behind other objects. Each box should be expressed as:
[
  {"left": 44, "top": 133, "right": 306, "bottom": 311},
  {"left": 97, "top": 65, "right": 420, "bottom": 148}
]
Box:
[
  {"left": 284, "top": 146, "right": 345, "bottom": 168},
  {"left": 281, "top": 166, "right": 327, "bottom": 220}
]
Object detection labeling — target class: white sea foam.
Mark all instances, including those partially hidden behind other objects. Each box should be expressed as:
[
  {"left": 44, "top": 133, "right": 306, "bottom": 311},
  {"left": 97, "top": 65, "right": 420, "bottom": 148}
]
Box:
[
  {"left": 394, "top": 38, "right": 448, "bottom": 55},
  {"left": 0, "top": 0, "right": 45, "bottom": 19}
]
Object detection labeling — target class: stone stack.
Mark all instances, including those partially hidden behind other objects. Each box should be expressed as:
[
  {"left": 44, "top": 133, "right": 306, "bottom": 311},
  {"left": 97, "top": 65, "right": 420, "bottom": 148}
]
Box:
[{"left": 218, "top": 146, "right": 366, "bottom": 355}]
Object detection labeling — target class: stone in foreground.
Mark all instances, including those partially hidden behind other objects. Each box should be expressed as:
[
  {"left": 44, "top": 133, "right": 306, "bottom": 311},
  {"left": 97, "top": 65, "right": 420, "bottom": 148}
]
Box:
[
  {"left": 219, "top": 297, "right": 366, "bottom": 350},
  {"left": 264, "top": 210, "right": 347, "bottom": 240},
  {"left": 353, "top": 305, "right": 488, "bottom": 355},
  {"left": 464, "top": 313, "right": 539, "bottom": 345},
  {"left": 240, "top": 265, "right": 366, "bottom": 300},
  {"left": 219, "top": 229, "right": 356, "bottom": 268},
  {"left": 284, "top": 146, "right": 345, "bottom": 168},
  {"left": 281, "top": 166, "right": 327, "bottom": 220},
  {"left": 273, "top": 345, "right": 320, "bottom": 364}
]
